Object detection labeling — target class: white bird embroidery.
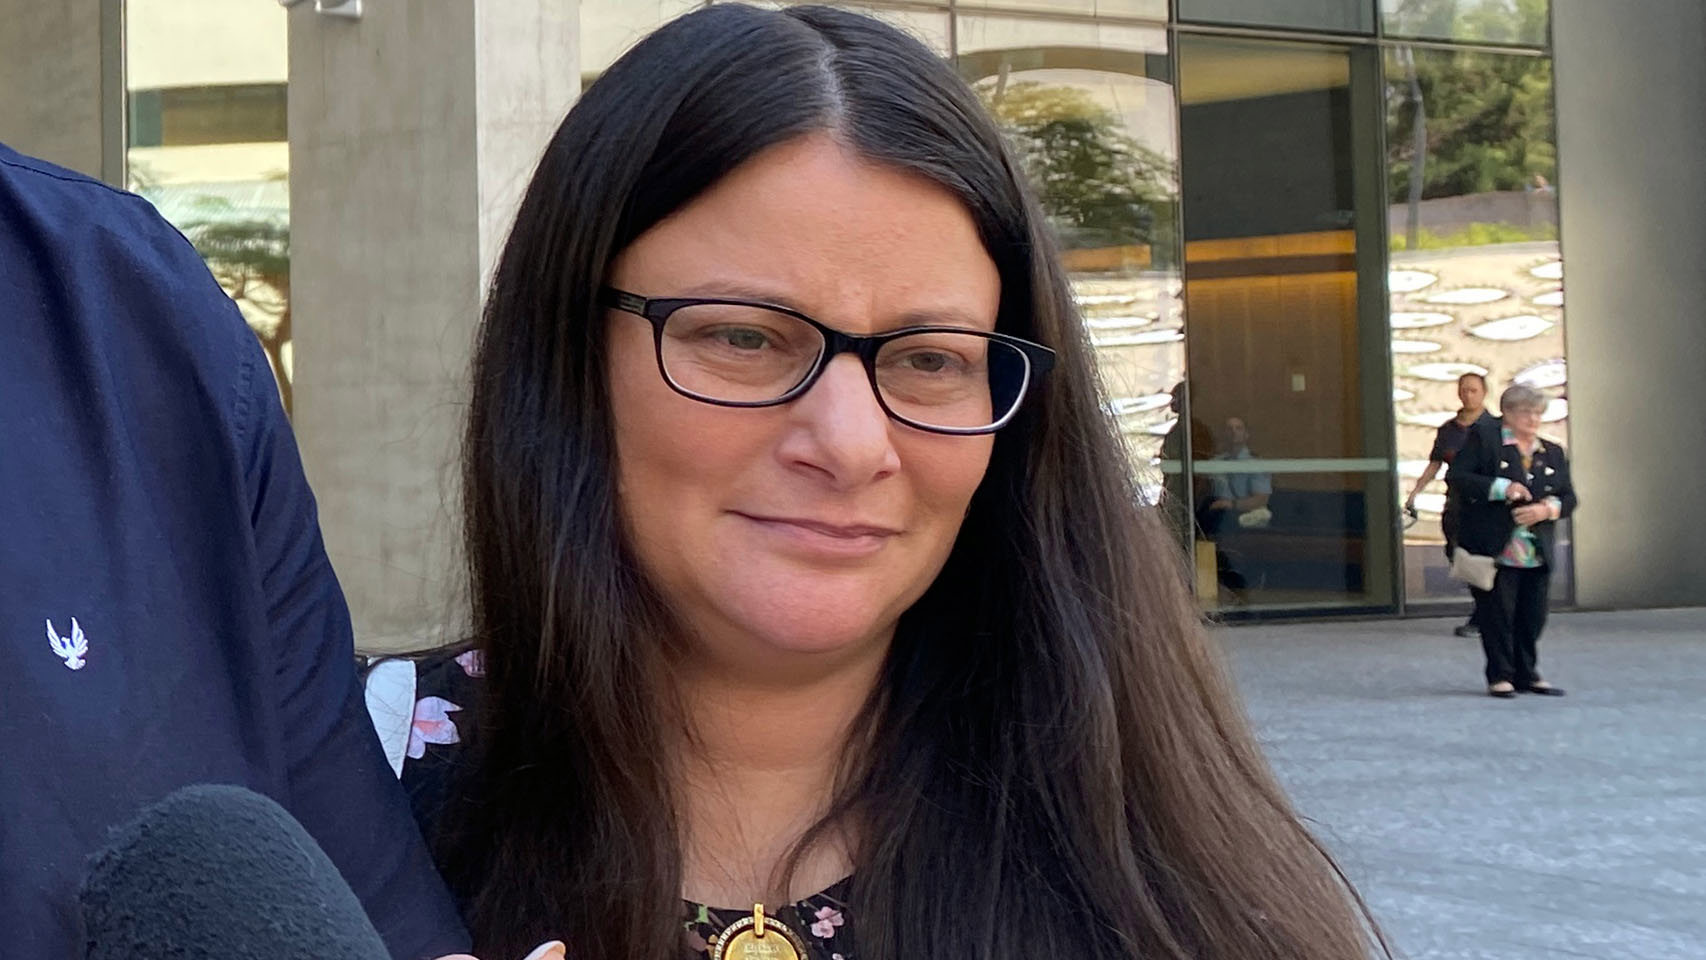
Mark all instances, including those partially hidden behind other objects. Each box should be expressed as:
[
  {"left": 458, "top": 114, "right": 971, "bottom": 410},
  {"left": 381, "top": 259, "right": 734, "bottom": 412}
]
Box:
[{"left": 47, "top": 618, "right": 89, "bottom": 671}]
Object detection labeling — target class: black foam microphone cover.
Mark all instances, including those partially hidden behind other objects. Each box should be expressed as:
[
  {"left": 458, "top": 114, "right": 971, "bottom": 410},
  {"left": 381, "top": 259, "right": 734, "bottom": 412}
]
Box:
[{"left": 78, "top": 783, "right": 391, "bottom": 960}]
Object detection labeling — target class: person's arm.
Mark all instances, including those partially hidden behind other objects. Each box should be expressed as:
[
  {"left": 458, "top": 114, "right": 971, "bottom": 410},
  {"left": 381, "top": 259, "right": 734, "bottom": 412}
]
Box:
[
  {"left": 1236, "top": 470, "right": 1272, "bottom": 512},
  {"left": 1446, "top": 426, "right": 1509, "bottom": 504},
  {"left": 1405, "top": 459, "right": 1443, "bottom": 508},
  {"left": 1207, "top": 474, "right": 1233, "bottom": 511},
  {"left": 235, "top": 334, "right": 471, "bottom": 959}
]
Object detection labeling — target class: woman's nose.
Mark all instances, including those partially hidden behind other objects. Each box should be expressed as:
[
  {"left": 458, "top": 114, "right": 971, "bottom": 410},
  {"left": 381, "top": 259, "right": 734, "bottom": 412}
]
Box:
[{"left": 778, "top": 353, "right": 901, "bottom": 488}]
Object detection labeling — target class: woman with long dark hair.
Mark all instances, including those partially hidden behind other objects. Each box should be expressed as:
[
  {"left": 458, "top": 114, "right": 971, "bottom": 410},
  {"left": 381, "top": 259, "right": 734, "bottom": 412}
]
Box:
[{"left": 415, "top": 6, "right": 1387, "bottom": 959}]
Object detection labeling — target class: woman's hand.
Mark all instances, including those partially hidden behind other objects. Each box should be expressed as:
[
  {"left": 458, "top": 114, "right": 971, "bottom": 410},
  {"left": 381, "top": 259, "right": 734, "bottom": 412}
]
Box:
[
  {"left": 1505, "top": 482, "right": 1533, "bottom": 503},
  {"left": 436, "top": 941, "right": 566, "bottom": 960},
  {"left": 1512, "top": 503, "right": 1552, "bottom": 526}
]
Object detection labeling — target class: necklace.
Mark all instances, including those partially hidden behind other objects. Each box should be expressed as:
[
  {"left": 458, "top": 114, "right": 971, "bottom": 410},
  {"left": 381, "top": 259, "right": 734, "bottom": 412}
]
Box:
[{"left": 709, "top": 903, "right": 809, "bottom": 960}]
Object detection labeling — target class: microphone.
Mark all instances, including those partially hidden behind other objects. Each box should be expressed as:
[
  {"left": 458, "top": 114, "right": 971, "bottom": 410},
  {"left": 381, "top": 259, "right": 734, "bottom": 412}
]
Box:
[{"left": 78, "top": 783, "right": 391, "bottom": 960}]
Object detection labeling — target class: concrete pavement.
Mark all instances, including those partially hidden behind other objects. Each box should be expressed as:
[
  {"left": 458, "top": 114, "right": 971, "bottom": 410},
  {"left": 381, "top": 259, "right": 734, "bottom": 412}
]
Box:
[{"left": 1223, "top": 608, "right": 1706, "bottom": 960}]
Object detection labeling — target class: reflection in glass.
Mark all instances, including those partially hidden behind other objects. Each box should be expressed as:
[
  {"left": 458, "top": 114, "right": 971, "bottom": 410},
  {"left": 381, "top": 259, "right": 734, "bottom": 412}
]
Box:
[
  {"left": 583, "top": 1, "right": 703, "bottom": 79},
  {"left": 1385, "top": 46, "right": 1569, "bottom": 605},
  {"left": 955, "top": 0, "right": 1165, "bottom": 19},
  {"left": 125, "top": 1, "right": 292, "bottom": 409},
  {"left": 1178, "top": 35, "right": 1394, "bottom": 613},
  {"left": 956, "top": 17, "right": 1183, "bottom": 515},
  {"left": 830, "top": 4, "right": 951, "bottom": 54},
  {"left": 1190, "top": 470, "right": 1388, "bottom": 612},
  {"left": 1381, "top": 0, "right": 1551, "bottom": 48},
  {"left": 1179, "top": 0, "right": 1375, "bottom": 35},
  {"left": 708, "top": 1, "right": 951, "bottom": 55}
]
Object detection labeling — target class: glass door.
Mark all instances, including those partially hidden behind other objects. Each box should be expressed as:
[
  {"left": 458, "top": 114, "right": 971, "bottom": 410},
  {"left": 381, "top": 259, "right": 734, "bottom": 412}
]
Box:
[{"left": 1174, "top": 35, "right": 1397, "bottom": 616}]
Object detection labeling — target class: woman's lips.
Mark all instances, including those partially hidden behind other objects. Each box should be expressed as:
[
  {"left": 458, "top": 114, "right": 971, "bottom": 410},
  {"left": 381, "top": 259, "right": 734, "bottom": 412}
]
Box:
[{"left": 732, "top": 512, "right": 901, "bottom": 557}]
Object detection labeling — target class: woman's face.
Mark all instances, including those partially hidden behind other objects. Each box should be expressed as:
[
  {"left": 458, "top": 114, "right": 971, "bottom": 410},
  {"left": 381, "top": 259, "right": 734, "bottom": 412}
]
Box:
[
  {"left": 1505, "top": 404, "right": 1543, "bottom": 441},
  {"left": 605, "top": 134, "right": 1001, "bottom": 671}
]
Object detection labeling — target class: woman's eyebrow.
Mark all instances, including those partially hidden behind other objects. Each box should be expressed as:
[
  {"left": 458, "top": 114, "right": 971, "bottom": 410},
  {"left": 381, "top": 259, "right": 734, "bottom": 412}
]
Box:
[
  {"left": 673, "top": 279, "right": 801, "bottom": 307},
  {"left": 892, "top": 307, "right": 997, "bottom": 330},
  {"left": 666, "top": 281, "right": 997, "bottom": 331}
]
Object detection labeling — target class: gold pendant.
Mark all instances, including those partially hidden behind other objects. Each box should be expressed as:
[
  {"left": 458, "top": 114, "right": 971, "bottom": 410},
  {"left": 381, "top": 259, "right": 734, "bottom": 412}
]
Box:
[{"left": 709, "top": 903, "right": 808, "bottom": 960}]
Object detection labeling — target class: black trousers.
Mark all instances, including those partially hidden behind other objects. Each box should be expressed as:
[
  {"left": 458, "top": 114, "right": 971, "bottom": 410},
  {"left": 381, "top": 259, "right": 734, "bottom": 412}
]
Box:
[{"left": 1470, "top": 565, "right": 1550, "bottom": 686}]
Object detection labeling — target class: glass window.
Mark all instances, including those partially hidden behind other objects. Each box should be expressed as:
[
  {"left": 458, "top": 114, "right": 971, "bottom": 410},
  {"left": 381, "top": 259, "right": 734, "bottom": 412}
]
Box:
[
  {"left": 955, "top": 0, "right": 1165, "bottom": 20},
  {"left": 1386, "top": 46, "right": 1567, "bottom": 605},
  {"left": 1177, "top": 35, "right": 1395, "bottom": 613},
  {"left": 706, "top": 1, "right": 950, "bottom": 56},
  {"left": 125, "top": 1, "right": 292, "bottom": 409},
  {"left": 956, "top": 16, "right": 1184, "bottom": 524},
  {"left": 1381, "top": 0, "right": 1551, "bottom": 48},
  {"left": 1179, "top": 0, "right": 1375, "bottom": 35},
  {"left": 826, "top": 4, "right": 952, "bottom": 55},
  {"left": 583, "top": 1, "right": 704, "bottom": 79}
]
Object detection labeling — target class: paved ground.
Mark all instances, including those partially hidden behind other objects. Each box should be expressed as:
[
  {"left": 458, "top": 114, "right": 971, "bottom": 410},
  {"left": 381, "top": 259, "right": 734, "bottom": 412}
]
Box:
[{"left": 1223, "top": 608, "right": 1706, "bottom": 960}]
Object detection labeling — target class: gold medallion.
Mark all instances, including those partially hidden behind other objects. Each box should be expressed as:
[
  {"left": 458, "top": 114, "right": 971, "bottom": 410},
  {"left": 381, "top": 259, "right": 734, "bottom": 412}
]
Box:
[{"left": 709, "top": 903, "right": 807, "bottom": 960}]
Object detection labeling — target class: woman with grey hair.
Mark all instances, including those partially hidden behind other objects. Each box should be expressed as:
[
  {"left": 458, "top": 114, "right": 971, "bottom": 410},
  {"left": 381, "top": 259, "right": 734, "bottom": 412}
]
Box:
[{"left": 1447, "top": 383, "right": 1578, "bottom": 697}]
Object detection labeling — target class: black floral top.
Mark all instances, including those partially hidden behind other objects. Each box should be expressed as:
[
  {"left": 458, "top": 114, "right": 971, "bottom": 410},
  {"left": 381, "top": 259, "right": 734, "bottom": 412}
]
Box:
[{"left": 361, "top": 652, "right": 856, "bottom": 960}]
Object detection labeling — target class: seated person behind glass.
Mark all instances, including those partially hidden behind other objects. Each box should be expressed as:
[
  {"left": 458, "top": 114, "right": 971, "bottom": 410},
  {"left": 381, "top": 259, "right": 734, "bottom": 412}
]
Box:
[{"left": 1204, "top": 417, "right": 1273, "bottom": 532}]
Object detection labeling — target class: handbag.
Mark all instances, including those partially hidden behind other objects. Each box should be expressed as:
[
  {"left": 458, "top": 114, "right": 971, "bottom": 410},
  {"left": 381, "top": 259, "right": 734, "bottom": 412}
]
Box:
[{"left": 1449, "top": 549, "right": 1498, "bottom": 591}]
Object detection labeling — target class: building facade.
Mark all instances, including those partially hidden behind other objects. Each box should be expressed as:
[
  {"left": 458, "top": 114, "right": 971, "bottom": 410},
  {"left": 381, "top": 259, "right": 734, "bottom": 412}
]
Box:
[{"left": 3, "top": 1, "right": 1704, "bottom": 647}]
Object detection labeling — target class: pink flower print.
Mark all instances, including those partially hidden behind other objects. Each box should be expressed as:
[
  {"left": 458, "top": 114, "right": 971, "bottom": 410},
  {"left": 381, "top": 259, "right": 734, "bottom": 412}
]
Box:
[
  {"left": 810, "top": 906, "right": 845, "bottom": 940},
  {"left": 455, "top": 649, "right": 486, "bottom": 677},
  {"left": 407, "top": 696, "right": 462, "bottom": 759}
]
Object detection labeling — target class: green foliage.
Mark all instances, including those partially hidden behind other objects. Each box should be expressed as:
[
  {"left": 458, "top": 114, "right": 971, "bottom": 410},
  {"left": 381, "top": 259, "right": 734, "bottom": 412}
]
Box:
[
  {"left": 1387, "top": 41, "right": 1556, "bottom": 201},
  {"left": 979, "top": 80, "right": 1178, "bottom": 260},
  {"left": 1390, "top": 221, "right": 1557, "bottom": 251},
  {"left": 1384, "top": 0, "right": 1550, "bottom": 46}
]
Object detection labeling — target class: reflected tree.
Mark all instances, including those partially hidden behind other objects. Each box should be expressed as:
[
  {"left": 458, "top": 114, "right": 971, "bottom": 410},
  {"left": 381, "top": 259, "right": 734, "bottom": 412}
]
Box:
[
  {"left": 1387, "top": 0, "right": 1555, "bottom": 202},
  {"left": 179, "top": 198, "right": 293, "bottom": 412},
  {"left": 979, "top": 81, "right": 1178, "bottom": 261},
  {"left": 1385, "top": 0, "right": 1549, "bottom": 46}
]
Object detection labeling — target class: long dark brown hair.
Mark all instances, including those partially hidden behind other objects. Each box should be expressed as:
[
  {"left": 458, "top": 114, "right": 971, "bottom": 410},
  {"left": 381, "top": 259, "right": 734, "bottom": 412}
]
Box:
[{"left": 445, "top": 5, "right": 1384, "bottom": 959}]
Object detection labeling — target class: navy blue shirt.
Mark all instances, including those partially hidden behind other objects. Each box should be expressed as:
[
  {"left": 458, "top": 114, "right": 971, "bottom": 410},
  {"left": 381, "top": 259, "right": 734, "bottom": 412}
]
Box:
[{"left": 0, "top": 144, "right": 470, "bottom": 959}]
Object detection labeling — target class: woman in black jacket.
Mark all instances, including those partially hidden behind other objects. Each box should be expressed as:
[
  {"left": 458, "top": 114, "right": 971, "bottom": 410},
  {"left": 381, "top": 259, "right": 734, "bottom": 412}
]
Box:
[{"left": 1447, "top": 383, "right": 1579, "bottom": 698}]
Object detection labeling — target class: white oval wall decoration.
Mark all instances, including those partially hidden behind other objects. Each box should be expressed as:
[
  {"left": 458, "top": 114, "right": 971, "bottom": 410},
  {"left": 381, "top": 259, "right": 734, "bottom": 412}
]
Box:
[
  {"left": 1423, "top": 287, "right": 1510, "bottom": 306},
  {"left": 1467, "top": 314, "right": 1555, "bottom": 341},
  {"left": 1389, "top": 269, "right": 1439, "bottom": 293},
  {"left": 1391, "top": 311, "right": 1455, "bottom": 329},
  {"left": 1405, "top": 361, "right": 1489, "bottom": 382}
]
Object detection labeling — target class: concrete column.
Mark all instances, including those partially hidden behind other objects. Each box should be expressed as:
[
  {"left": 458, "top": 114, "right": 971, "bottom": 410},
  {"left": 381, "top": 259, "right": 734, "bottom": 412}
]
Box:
[
  {"left": 288, "top": 1, "right": 579, "bottom": 652},
  {"left": 0, "top": 0, "right": 123, "bottom": 182},
  {"left": 1554, "top": 0, "right": 1706, "bottom": 608}
]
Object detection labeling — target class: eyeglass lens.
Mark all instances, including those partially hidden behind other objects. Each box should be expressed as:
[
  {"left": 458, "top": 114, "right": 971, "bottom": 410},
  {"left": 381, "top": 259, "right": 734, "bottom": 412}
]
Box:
[{"left": 656, "top": 302, "right": 1029, "bottom": 431}]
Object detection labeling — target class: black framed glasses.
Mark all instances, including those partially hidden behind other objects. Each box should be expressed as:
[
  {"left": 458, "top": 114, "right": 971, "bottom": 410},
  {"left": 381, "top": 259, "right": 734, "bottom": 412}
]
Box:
[{"left": 599, "top": 287, "right": 1056, "bottom": 435}]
